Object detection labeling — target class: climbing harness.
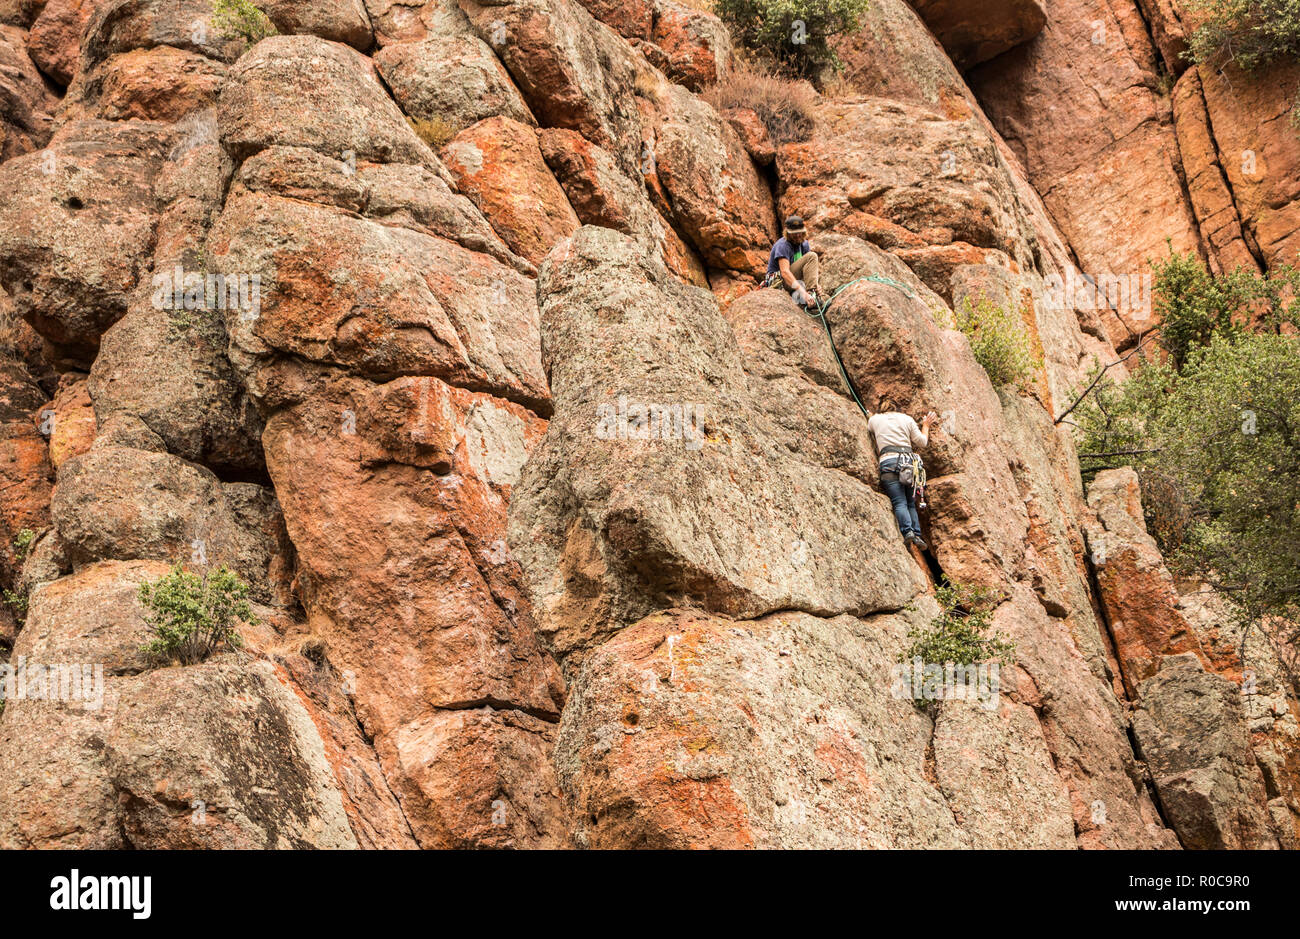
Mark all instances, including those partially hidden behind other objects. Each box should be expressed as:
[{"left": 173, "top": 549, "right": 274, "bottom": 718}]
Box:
[{"left": 783, "top": 273, "right": 929, "bottom": 508}]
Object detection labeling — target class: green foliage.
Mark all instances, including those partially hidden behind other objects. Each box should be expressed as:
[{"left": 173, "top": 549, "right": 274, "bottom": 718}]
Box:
[
  {"left": 1185, "top": 0, "right": 1300, "bottom": 70},
  {"left": 901, "top": 583, "right": 1016, "bottom": 668},
  {"left": 138, "top": 564, "right": 253, "bottom": 667},
  {"left": 211, "top": 0, "right": 277, "bottom": 45},
  {"left": 712, "top": 0, "right": 871, "bottom": 78},
  {"left": 2, "top": 588, "right": 27, "bottom": 626},
  {"left": 1074, "top": 255, "right": 1300, "bottom": 686},
  {"left": 1151, "top": 250, "right": 1300, "bottom": 367},
  {"left": 950, "top": 295, "right": 1042, "bottom": 390},
  {"left": 12, "top": 528, "right": 35, "bottom": 563}
]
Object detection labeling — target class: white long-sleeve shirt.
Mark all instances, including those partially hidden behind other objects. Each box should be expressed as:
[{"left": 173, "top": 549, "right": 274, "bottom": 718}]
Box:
[{"left": 867, "top": 412, "right": 927, "bottom": 464}]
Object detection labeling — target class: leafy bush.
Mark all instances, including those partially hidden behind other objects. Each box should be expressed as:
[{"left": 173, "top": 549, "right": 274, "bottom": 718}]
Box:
[
  {"left": 700, "top": 62, "right": 817, "bottom": 143},
  {"left": 1151, "top": 250, "right": 1300, "bottom": 367},
  {"left": 211, "top": 0, "right": 277, "bottom": 45},
  {"left": 12, "top": 528, "right": 35, "bottom": 563},
  {"left": 1185, "top": 0, "right": 1300, "bottom": 70},
  {"left": 139, "top": 564, "right": 253, "bottom": 667},
  {"left": 2, "top": 588, "right": 27, "bottom": 626},
  {"left": 1074, "top": 255, "right": 1300, "bottom": 687},
  {"left": 901, "top": 583, "right": 1016, "bottom": 668},
  {"left": 713, "top": 0, "right": 872, "bottom": 78},
  {"left": 950, "top": 295, "right": 1042, "bottom": 390}
]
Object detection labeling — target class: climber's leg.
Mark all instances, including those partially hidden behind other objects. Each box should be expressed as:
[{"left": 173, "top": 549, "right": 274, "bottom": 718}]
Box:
[
  {"left": 879, "top": 472, "right": 916, "bottom": 537},
  {"left": 790, "top": 251, "right": 821, "bottom": 295}
]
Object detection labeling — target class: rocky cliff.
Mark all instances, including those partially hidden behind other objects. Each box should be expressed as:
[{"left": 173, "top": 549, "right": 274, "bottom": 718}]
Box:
[{"left": 0, "top": 0, "right": 1293, "bottom": 848}]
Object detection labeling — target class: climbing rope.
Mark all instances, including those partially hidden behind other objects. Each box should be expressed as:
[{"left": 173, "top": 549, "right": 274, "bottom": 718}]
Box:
[{"left": 800, "top": 275, "right": 916, "bottom": 421}]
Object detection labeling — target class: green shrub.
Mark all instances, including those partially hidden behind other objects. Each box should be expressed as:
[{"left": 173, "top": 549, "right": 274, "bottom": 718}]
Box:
[
  {"left": 950, "top": 295, "right": 1042, "bottom": 390},
  {"left": 138, "top": 564, "right": 253, "bottom": 667},
  {"left": 1073, "top": 255, "right": 1300, "bottom": 688},
  {"left": 12, "top": 528, "right": 35, "bottom": 563},
  {"left": 901, "top": 583, "right": 1016, "bottom": 668},
  {"left": 713, "top": 0, "right": 871, "bottom": 78},
  {"left": 211, "top": 0, "right": 277, "bottom": 45},
  {"left": 1185, "top": 0, "right": 1300, "bottom": 70},
  {"left": 1150, "top": 250, "right": 1300, "bottom": 368},
  {"left": 3, "top": 588, "right": 27, "bottom": 626}
]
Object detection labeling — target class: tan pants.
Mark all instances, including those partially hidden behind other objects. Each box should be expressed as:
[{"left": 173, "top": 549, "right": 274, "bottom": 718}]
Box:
[{"left": 789, "top": 251, "right": 821, "bottom": 293}]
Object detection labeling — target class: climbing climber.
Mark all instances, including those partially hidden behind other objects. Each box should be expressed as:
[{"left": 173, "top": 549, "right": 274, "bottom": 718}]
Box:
[
  {"left": 763, "top": 215, "right": 822, "bottom": 308},
  {"left": 867, "top": 396, "right": 937, "bottom": 550}
]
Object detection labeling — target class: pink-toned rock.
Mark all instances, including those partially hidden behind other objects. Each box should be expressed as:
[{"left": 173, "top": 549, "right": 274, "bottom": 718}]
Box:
[
  {"left": 72, "top": 45, "right": 225, "bottom": 122},
  {"left": 0, "top": 119, "right": 172, "bottom": 363},
  {"left": 722, "top": 106, "right": 774, "bottom": 166},
  {"left": 26, "top": 0, "right": 99, "bottom": 85},
  {"left": 218, "top": 35, "right": 433, "bottom": 165},
  {"left": 1190, "top": 61, "right": 1300, "bottom": 273},
  {"left": 259, "top": 369, "right": 570, "bottom": 847},
  {"left": 375, "top": 35, "right": 536, "bottom": 130},
  {"left": 211, "top": 187, "right": 549, "bottom": 411},
  {"left": 439, "top": 116, "right": 580, "bottom": 266},
  {"left": 635, "top": 0, "right": 730, "bottom": 91},
  {"left": 43, "top": 374, "right": 94, "bottom": 468},
  {"left": 648, "top": 82, "right": 776, "bottom": 276},
  {"left": 458, "top": 0, "right": 645, "bottom": 174},
  {"left": 967, "top": 0, "right": 1202, "bottom": 341},
  {"left": 364, "top": 0, "right": 472, "bottom": 46},
  {"left": 0, "top": 25, "right": 55, "bottom": 160},
  {"left": 537, "top": 126, "right": 706, "bottom": 286},
  {"left": 1083, "top": 468, "right": 1212, "bottom": 695},
  {"left": 909, "top": 0, "right": 1045, "bottom": 68}
]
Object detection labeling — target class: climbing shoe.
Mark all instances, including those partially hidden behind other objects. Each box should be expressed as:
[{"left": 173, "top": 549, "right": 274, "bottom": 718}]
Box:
[{"left": 906, "top": 532, "right": 929, "bottom": 550}]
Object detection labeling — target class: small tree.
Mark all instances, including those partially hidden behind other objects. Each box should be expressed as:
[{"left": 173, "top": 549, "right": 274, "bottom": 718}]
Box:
[
  {"left": 950, "top": 295, "right": 1042, "bottom": 390},
  {"left": 211, "top": 0, "right": 277, "bottom": 45},
  {"left": 139, "top": 564, "right": 253, "bottom": 667},
  {"left": 713, "top": 0, "right": 872, "bottom": 79},
  {"left": 1150, "top": 250, "right": 1300, "bottom": 368},
  {"left": 1185, "top": 0, "right": 1300, "bottom": 71},
  {"left": 901, "top": 583, "right": 1016, "bottom": 668}
]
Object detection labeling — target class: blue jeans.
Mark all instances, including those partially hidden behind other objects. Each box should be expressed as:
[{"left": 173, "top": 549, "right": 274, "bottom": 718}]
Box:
[{"left": 880, "top": 460, "right": 920, "bottom": 537}]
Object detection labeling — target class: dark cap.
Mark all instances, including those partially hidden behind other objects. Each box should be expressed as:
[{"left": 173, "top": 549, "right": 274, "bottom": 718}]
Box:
[{"left": 783, "top": 215, "right": 806, "bottom": 232}]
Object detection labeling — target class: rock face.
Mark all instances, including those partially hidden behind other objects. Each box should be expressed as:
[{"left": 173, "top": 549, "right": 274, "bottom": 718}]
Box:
[
  {"left": 0, "top": 0, "right": 1289, "bottom": 852},
  {"left": 1085, "top": 468, "right": 1300, "bottom": 847}
]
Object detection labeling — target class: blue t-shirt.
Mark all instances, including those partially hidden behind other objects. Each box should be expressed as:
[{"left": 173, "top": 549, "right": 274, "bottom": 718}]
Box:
[{"left": 766, "top": 237, "right": 811, "bottom": 275}]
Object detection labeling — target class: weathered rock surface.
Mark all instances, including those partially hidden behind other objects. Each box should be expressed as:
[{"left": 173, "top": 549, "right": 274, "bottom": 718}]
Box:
[
  {"left": 908, "top": 0, "right": 1045, "bottom": 68},
  {"left": 0, "top": 24, "right": 55, "bottom": 160},
  {"left": 1133, "top": 654, "right": 1278, "bottom": 849},
  {"left": 439, "top": 116, "right": 579, "bottom": 266},
  {"left": 375, "top": 35, "right": 535, "bottom": 130},
  {"left": 0, "top": 0, "right": 1285, "bottom": 853},
  {"left": 0, "top": 561, "right": 360, "bottom": 849},
  {"left": 510, "top": 227, "right": 924, "bottom": 665}
]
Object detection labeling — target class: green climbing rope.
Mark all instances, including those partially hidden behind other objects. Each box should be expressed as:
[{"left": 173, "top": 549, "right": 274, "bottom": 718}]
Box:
[{"left": 802, "top": 274, "right": 916, "bottom": 420}]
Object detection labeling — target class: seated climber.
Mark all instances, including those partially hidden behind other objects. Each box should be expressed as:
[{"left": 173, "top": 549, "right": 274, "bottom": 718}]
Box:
[
  {"left": 764, "top": 215, "right": 822, "bottom": 308},
  {"left": 867, "top": 396, "right": 938, "bottom": 551}
]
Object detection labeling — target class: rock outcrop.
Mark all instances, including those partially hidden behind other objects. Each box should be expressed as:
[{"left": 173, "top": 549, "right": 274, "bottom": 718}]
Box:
[{"left": 0, "top": 0, "right": 1289, "bottom": 852}]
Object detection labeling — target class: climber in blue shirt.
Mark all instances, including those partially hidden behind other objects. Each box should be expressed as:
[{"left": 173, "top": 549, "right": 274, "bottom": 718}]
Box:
[{"left": 764, "top": 215, "right": 822, "bottom": 308}]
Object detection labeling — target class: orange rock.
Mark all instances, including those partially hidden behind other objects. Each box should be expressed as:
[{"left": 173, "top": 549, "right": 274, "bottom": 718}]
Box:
[
  {"left": 440, "top": 116, "right": 580, "bottom": 266},
  {"left": 43, "top": 374, "right": 95, "bottom": 468}
]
